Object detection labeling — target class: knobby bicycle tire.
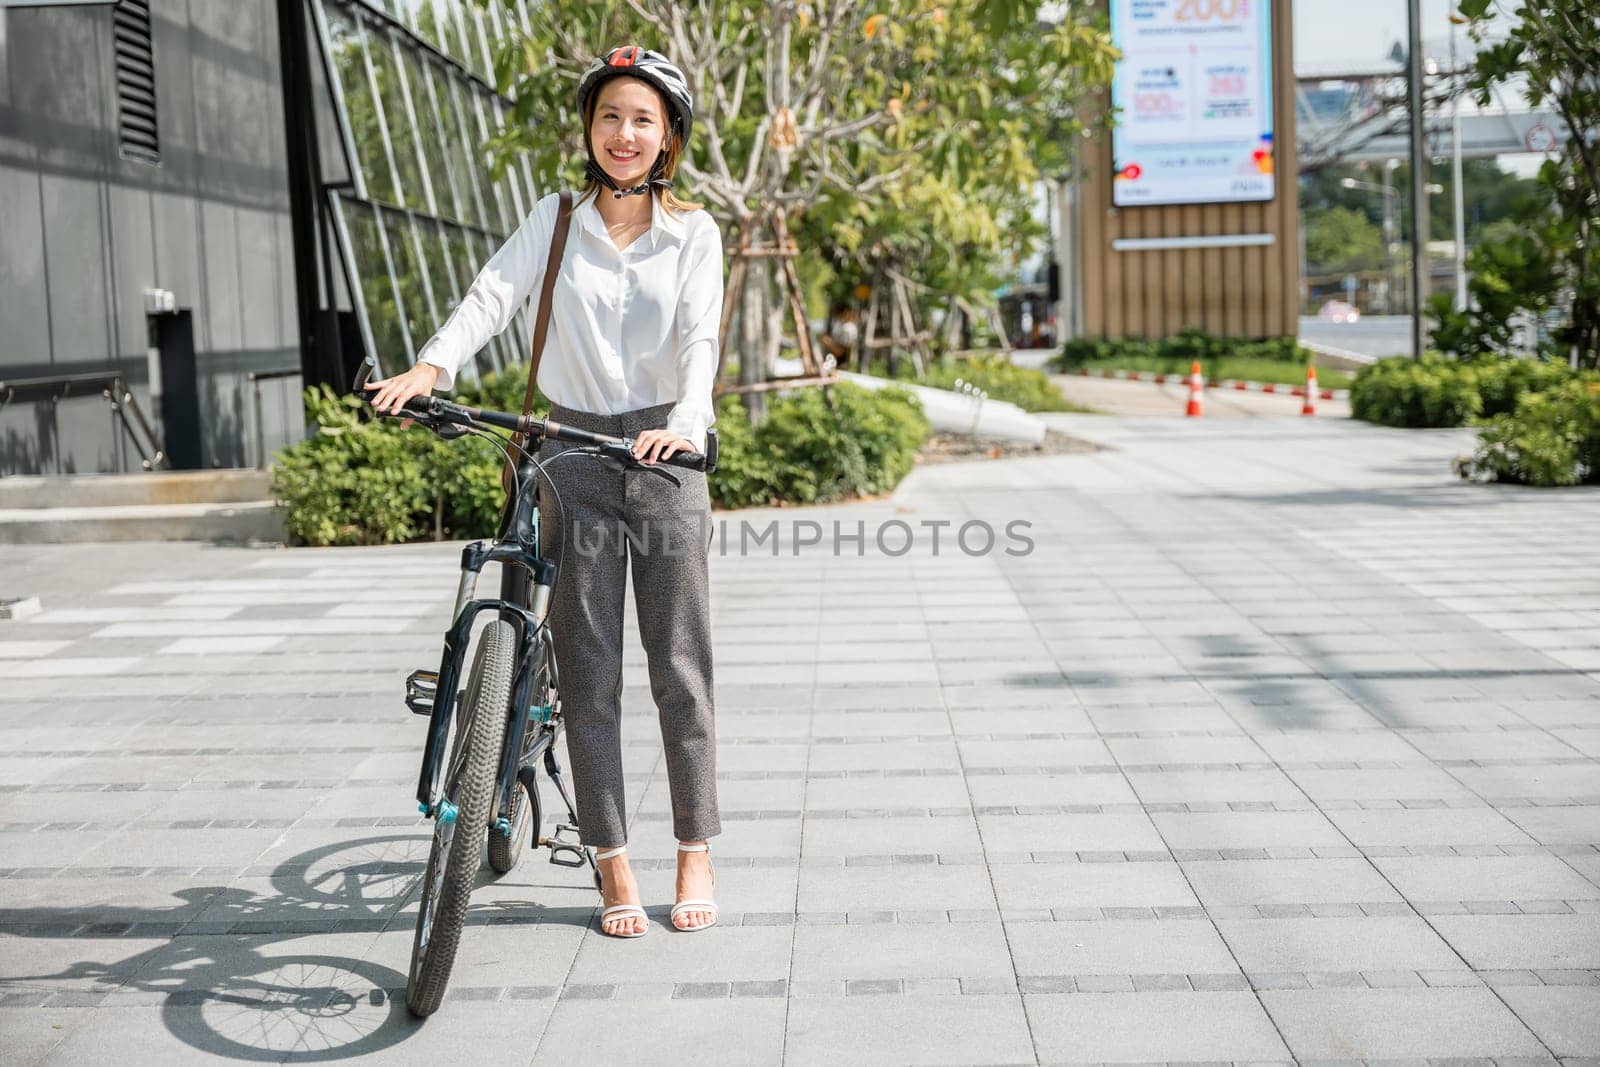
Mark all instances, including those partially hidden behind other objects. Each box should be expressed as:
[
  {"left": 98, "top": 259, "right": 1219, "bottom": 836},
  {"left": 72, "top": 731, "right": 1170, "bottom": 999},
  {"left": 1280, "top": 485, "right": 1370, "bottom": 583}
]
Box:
[
  {"left": 405, "top": 619, "right": 515, "bottom": 1018},
  {"left": 487, "top": 634, "right": 554, "bottom": 875}
]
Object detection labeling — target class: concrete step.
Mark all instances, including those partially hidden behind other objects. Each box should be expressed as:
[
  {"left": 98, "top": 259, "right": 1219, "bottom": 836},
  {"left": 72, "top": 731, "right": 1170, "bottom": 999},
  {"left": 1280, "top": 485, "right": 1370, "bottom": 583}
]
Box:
[
  {"left": 0, "top": 500, "right": 285, "bottom": 544},
  {"left": 0, "top": 469, "right": 273, "bottom": 509}
]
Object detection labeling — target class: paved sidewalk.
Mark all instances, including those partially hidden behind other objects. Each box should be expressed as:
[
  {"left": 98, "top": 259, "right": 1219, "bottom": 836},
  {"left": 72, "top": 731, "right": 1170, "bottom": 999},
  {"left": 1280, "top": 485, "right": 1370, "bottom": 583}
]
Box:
[{"left": 2, "top": 415, "right": 1598, "bottom": 1065}]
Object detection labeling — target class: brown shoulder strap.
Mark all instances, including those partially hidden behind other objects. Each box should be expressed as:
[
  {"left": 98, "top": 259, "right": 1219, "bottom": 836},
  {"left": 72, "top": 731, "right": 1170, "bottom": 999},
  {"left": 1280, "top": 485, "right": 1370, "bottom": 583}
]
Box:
[{"left": 519, "top": 190, "right": 574, "bottom": 420}]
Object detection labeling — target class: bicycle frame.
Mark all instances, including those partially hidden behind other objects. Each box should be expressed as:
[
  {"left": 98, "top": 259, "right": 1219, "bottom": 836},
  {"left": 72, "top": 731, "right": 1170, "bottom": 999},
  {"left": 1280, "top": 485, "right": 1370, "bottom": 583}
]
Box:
[{"left": 414, "top": 448, "right": 557, "bottom": 829}]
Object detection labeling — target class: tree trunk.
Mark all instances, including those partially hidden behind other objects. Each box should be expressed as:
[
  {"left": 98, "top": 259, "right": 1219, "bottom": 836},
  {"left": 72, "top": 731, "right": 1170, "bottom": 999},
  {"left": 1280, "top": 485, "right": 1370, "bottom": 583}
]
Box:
[
  {"left": 739, "top": 250, "right": 767, "bottom": 421},
  {"left": 762, "top": 261, "right": 784, "bottom": 376}
]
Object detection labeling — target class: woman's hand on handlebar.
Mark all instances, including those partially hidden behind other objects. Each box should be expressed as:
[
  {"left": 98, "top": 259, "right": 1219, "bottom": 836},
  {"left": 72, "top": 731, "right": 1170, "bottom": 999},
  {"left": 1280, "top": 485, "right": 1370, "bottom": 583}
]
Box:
[
  {"left": 367, "top": 362, "right": 441, "bottom": 420},
  {"left": 632, "top": 429, "right": 693, "bottom": 465}
]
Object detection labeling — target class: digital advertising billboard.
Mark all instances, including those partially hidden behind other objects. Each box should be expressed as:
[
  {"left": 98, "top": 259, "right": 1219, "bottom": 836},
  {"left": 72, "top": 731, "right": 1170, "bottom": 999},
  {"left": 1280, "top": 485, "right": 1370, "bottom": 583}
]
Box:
[{"left": 1109, "top": 0, "right": 1276, "bottom": 207}]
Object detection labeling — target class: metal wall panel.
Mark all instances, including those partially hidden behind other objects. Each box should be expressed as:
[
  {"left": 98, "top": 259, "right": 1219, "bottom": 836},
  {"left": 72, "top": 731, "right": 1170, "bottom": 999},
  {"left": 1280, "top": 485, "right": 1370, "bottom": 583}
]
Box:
[
  {"left": 2, "top": 1, "right": 300, "bottom": 474},
  {"left": 107, "top": 183, "right": 157, "bottom": 360},
  {"left": 238, "top": 206, "right": 284, "bottom": 350},
  {"left": 0, "top": 165, "right": 51, "bottom": 368},
  {"left": 200, "top": 200, "right": 244, "bottom": 353},
  {"left": 40, "top": 173, "right": 113, "bottom": 364}
]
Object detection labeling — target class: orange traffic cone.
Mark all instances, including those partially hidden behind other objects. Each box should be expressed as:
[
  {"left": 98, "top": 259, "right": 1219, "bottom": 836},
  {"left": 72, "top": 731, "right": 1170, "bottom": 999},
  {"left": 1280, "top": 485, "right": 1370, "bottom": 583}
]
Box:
[
  {"left": 1185, "top": 360, "right": 1204, "bottom": 417},
  {"left": 1301, "top": 366, "right": 1318, "bottom": 416}
]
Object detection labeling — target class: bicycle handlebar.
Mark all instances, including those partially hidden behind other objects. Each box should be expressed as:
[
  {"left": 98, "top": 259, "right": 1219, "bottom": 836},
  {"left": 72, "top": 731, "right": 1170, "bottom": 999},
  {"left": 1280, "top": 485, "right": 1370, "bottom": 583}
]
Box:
[{"left": 352, "top": 358, "right": 716, "bottom": 474}]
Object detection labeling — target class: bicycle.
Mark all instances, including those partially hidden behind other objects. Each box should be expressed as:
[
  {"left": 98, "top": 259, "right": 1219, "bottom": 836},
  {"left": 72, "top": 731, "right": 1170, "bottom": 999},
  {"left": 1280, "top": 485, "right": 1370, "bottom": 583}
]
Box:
[{"left": 352, "top": 357, "right": 717, "bottom": 1018}]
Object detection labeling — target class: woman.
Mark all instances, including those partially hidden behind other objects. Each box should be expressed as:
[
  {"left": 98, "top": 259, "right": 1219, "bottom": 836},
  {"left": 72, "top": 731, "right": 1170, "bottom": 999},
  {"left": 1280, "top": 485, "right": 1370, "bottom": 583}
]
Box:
[{"left": 367, "top": 47, "right": 722, "bottom": 939}]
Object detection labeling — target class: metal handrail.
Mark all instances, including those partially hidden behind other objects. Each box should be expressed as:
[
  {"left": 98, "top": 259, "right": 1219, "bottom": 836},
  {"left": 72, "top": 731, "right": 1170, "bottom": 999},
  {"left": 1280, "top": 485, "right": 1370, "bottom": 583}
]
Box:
[
  {"left": 246, "top": 367, "right": 302, "bottom": 469},
  {"left": 0, "top": 370, "right": 167, "bottom": 472}
]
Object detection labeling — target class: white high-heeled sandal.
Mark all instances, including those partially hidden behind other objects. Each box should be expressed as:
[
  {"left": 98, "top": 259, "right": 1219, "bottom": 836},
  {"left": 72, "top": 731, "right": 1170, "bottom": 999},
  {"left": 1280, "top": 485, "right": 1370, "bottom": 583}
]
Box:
[
  {"left": 670, "top": 842, "right": 719, "bottom": 932},
  {"left": 594, "top": 845, "right": 648, "bottom": 939}
]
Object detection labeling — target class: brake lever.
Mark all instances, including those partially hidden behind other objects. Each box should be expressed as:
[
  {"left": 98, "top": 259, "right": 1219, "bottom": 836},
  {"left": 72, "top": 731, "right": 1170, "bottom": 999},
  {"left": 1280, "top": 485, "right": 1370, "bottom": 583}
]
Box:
[
  {"left": 638, "top": 464, "right": 681, "bottom": 488},
  {"left": 590, "top": 442, "right": 682, "bottom": 487}
]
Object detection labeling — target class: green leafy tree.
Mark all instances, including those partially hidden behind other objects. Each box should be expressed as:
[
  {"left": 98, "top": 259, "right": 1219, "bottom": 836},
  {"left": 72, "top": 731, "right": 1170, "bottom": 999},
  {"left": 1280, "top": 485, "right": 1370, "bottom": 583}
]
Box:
[
  {"left": 1439, "top": 0, "right": 1600, "bottom": 366},
  {"left": 481, "top": 0, "right": 1115, "bottom": 403},
  {"left": 1304, "top": 205, "right": 1385, "bottom": 275}
]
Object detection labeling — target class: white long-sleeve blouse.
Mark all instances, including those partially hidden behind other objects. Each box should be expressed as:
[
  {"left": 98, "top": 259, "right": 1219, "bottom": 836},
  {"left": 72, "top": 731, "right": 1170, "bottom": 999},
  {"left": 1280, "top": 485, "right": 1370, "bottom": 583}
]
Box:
[{"left": 417, "top": 190, "right": 723, "bottom": 451}]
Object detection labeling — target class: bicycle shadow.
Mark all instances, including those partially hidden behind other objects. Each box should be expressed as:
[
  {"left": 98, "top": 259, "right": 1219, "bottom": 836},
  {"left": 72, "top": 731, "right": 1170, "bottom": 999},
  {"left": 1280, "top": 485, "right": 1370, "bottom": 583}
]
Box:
[{"left": 0, "top": 833, "right": 591, "bottom": 1061}]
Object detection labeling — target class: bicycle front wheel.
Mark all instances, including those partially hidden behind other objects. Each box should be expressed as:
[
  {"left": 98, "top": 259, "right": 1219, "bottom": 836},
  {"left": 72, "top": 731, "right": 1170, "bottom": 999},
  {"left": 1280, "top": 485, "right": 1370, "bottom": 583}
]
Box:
[
  {"left": 488, "top": 632, "right": 554, "bottom": 876},
  {"left": 406, "top": 619, "right": 515, "bottom": 1018}
]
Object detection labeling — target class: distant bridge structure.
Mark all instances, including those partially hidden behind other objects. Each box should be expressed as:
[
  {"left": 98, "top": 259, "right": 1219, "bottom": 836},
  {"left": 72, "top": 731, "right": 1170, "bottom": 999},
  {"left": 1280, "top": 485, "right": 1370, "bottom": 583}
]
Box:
[{"left": 1295, "top": 35, "right": 1566, "bottom": 171}]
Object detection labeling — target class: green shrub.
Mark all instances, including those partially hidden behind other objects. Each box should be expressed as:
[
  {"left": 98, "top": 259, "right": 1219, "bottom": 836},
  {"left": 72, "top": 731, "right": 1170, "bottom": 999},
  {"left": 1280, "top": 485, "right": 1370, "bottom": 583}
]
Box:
[
  {"left": 1055, "top": 328, "right": 1312, "bottom": 369},
  {"left": 1349, "top": 357, "right": 1484, "bottom": 428},
  {"left": 1457, "top": 379, "right": 1600, "bottom": 487},
  {"left": 869, "top": 353, "right": 1079, "bottom": 412},
  {"left": 712, "top": 382, "right": 931, "bottom": 508},
  {"left": 270, "top": 386, "right": 502, "bottom": 546},
  {"left": 271, "top": 377, "right": 931, "bottom": 544},
  {"left": 922, "top": 355, "right": 1080, "bottom": 412},
  {"left": 1468, "top": 357, "right": 1575, "bottom": 418}
]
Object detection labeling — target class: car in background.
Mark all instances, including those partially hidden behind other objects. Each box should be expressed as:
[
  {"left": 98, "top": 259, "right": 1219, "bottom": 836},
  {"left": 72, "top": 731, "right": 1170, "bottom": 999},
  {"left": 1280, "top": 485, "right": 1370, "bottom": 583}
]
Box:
[{"left": 1318, "top": 299, "right": 1362, "bottom": 324}]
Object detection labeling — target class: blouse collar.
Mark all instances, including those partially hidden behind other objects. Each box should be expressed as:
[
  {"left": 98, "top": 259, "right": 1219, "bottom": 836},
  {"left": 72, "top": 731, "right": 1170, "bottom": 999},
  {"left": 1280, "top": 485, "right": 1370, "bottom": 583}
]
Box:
[{"left": 576, "top": 192, "right": 687, "bottom": 252}]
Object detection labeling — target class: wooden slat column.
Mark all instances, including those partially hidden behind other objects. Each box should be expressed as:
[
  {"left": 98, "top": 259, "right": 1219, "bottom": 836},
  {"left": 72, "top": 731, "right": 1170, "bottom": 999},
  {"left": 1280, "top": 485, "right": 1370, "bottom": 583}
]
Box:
[{"left": 1073, "top": 0, "right": 1299, "bottom": 340}]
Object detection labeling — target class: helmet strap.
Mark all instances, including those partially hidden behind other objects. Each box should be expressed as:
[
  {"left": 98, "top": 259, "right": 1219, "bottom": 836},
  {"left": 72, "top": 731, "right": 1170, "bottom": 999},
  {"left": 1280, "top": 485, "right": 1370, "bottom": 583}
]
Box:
[{"left": 585, "top": 152, "right": 674, "bottom": 199}]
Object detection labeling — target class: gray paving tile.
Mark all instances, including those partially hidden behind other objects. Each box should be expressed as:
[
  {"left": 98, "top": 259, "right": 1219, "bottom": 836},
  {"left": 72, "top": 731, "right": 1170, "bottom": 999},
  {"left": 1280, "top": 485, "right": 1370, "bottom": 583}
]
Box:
[
  {"left": 1124, "top": 767, "right": 1306, "bottom": 804},
  {"left": 1501, "top": 806, "right": 1600, "bottom": 846},
  {"left": 1373, "top": 855, "right": 1600, "bottom": 902},
  {"left": 964, "top": 770, "right": 1139, "bottom": 807},
  {"left": 977, "top": 812, "right": 1165, "bottom": 854},
  {"left": 1150, "top": 810, "right": 1348, "bottom": 850},
  {"left": 790, "top": 922, "right": 1015, "bottom": 981},
  {"left": 1259, "top": 988, "right": 1547, "bottom": 1059},
  {"left": 785, "top": 994, "right": 1035, "bottom": 1064},
  {"left": 1008, "top": 918, "right": 1238, "bottom": 976},
  {"left": 533, "top": 997, "right": 785, "bottom": 1065},
  {"left": 1250, "top": 730, "right": 1428, "bottom": 765},
  {"left": 0, "top": 1006, "right": 90, "bottom": 1065},
  {"left": 988, "top": 861, "right": 1198, "bottom": 911},
  {"left": 1326, "top": 808, "right": 1539, "bottom": 848},
  {"left": 796, "top": 864, "right": 996, "bottom": 913},
  {"left": 559, "top": 925, "right": 791, "bottom": 985},
  {"left": 1025, "top": 990, "right": 1289, "bottom": 1061},
  {"left": 1180, "top": 857, "right": 1402, "bottom": 906},
  {"left": 1216, "top": 916, "right": 1465, "bottom": 974},
  {"left": 1106, "top": 735, "right": 1270, "bottom": 765},
  {"left": 1286, "top": 766, "right": 1478, "bottom": 802},
  {"left": 1429, "top": 914, "right": 1600, "bottom": 971},
  {"left": 1496, "top": 987, "right": 1600, "bottom": 1057},
  {"left": 1452, "top": 767, "right": 1600, "bottom": 802},
  {"left": 800, "top": 814, "right": 983, "bottom": 856}
]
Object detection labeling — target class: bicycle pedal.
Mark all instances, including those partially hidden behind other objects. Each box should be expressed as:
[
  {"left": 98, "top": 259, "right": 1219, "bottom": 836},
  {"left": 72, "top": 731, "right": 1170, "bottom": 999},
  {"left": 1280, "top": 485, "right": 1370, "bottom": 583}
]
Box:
[
  {"left": 404, "top": 670, "right": 438, "bottom": 716},
  {"left": 544, "top": 822, "right": 586, "bottom": 867},
  {"left": 548, "top": 842, "right": 585, "bottom": 867}
]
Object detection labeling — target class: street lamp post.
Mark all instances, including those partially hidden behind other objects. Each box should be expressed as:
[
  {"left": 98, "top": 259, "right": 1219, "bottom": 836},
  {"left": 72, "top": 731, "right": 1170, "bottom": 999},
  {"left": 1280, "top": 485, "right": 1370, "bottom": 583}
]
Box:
[
  {"left": 1449, "top": 14, "right": 1469, "bottom": 311},
  {"left": 1406, "top": 0, "right": 1430, "bottom": 358},
  {"left": 1382, "top": 161, "right": 1398, "bottom": 313}
]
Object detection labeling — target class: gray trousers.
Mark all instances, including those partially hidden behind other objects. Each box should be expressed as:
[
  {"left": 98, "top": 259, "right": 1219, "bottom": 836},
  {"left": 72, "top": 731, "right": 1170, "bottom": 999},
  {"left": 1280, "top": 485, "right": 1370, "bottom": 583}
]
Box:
[{"left": 537, "top": 400, "right": 720, "bottom": 849}]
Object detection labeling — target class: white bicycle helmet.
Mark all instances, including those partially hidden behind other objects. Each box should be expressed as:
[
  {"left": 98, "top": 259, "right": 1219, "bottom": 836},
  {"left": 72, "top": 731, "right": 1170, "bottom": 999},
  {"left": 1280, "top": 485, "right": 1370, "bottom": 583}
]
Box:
[
  {"left": 577, "top": 46, "right": 693, "bottom": 141},
  {"left": 576, "top": 46, "right": 694, "bottom": 197}
]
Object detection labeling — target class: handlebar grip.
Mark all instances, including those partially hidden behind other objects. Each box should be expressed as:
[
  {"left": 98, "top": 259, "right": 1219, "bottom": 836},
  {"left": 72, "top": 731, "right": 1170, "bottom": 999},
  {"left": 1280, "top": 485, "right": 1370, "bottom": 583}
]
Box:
[
  {"left": 354, "top": 382, "right": 435, "bottom": 418},
  {"left": 658, "top": 449, "right": 708, "bottom": 473}
]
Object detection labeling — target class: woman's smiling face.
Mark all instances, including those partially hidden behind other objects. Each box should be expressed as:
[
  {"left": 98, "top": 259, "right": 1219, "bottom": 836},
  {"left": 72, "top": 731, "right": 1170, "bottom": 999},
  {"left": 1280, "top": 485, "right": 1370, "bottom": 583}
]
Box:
[{"left": 589, "top": 77, "right": 668, "bottom": 188}]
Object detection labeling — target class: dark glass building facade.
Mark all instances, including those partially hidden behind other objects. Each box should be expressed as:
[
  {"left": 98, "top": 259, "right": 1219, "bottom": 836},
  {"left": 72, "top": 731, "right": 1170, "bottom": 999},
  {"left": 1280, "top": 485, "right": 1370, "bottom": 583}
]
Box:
[{"left": 0, "top": 0, "right": 537, "bottom": 475}]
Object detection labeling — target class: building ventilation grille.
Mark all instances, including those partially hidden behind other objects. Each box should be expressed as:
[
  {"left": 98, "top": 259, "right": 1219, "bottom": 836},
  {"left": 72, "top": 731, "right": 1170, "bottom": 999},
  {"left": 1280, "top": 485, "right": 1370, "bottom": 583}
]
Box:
[{"left": 113, "top": 0, "right": 159, "bottom": 163}]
